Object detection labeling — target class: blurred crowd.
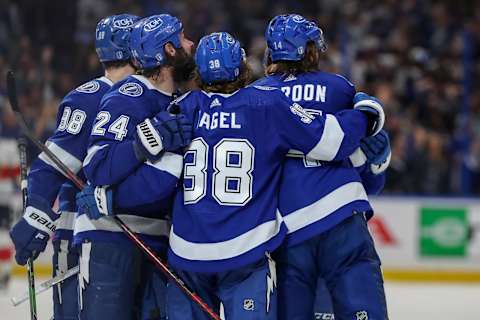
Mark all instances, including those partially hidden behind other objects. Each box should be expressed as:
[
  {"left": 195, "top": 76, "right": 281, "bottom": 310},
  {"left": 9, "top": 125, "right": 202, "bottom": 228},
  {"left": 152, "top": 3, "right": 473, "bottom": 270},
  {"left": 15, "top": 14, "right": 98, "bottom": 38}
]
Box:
[{"left": 0, "top": 0, "right": 478, "bottom": 195}]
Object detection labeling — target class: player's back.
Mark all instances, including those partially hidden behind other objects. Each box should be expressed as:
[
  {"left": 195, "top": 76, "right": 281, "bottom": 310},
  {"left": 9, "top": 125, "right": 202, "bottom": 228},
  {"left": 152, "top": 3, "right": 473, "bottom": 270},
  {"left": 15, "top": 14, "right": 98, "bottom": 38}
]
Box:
[
  {"left": 169, "top": 87, "right": 298, "bottom": 272},
  {"left": 29, "top": 76, "right": 113, "bottom": 241},
  {"left": 254, "top": 71, "right": 372, "bottom": 246}
]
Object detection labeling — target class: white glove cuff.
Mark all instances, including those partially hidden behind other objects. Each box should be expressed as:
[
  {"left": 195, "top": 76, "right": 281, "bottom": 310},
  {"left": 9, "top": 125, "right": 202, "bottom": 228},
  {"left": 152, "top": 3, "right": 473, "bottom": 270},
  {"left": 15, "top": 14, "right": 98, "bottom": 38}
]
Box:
[
  {"left": 354, "top": 99, "right": 385, "bottom": 136},
  {"left": 136, "top": 118, "right": 163, "bottom": 156},
  {"left": 24, "top": 206, "right": 56, "bottom": 236},
  {"left": 349, "top": 147, "right": 367, "bottom": 168},
  {"left": 94, "top": 186, "right": 110, "bottom": 216},
  {"left": 370, "top": 150, "right": 392, "bottom": 175}
]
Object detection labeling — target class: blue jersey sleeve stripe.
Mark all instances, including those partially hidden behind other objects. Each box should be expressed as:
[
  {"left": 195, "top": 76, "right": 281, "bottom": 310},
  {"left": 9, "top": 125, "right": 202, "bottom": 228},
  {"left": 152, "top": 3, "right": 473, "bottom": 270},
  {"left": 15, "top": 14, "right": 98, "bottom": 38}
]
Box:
[
  {"left": 283, "top": 181, "right": 368, "bottom": 234},
  {"left": 169, "top": 210, "right": 283, "bottom": 261},
  {"left": 74, "top": 213, "right": 170, "bottom": 237},
  {"left": 83, "top": 144, "right": 109, "bottom": 168},
  {"left": 349, "top": 147, "right": 367, "bottom": 167},
  {"left": 306, "top": 114, "right": 345, "bottom": 161},
  {"left": 38, "top": 141, "right": 82, "bottom": 174},
  {"left": 145, "top": 152, "right": 183, "bottom": 178}
]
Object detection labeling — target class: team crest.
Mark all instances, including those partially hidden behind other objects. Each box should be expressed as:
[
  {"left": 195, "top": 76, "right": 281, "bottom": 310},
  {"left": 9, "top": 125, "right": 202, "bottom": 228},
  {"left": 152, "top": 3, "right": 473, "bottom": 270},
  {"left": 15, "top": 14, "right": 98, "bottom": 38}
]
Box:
[
  {"left": 119, "top": 82, "right": 143, "bottom": 97},
  {"left": 243, "top": 299, "right": 254, "bottom": 311},
  {"left": 290, "top": 103, "right": 315, "bottom": 124},
  {"left": 355, "top": 310, "right": 368, "bottom": 320},
  {"left": 76, "top": 81, "right": 100, "bottom": 94}
]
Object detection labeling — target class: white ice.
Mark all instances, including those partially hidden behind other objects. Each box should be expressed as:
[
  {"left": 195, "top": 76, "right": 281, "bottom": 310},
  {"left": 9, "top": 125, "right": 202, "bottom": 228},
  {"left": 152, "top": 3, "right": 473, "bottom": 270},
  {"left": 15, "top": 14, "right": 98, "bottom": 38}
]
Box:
[{"left": 1, "top": 278, "right": 480, "bottom": 319}]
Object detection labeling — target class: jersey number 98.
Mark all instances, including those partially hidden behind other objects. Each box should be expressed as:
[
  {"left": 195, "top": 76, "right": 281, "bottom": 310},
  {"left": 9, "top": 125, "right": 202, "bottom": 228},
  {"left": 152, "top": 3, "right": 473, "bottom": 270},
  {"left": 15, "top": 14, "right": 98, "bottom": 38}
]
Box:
[
  {"left": 57, "top": 107, "right": 87, "bottom": 135},
  {"left": 184, "top": 137, "right": 254, "bottom": 206}
]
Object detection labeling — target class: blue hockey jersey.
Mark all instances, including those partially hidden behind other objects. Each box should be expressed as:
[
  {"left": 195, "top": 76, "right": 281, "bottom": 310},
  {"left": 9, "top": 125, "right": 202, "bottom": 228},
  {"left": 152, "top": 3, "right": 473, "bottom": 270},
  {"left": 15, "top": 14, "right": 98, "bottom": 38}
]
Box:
[
  {"left": 28, "top": 76, "right": 113, "bottom": 241},
  {"left": 168, "top": 86, "right": 370, "bottom": 272},
  {"left": 254, "top": 72, "right": 385, "bottom": 247},
  {"left": 80, "top": 75, "right": 183, "bottom": 248}
]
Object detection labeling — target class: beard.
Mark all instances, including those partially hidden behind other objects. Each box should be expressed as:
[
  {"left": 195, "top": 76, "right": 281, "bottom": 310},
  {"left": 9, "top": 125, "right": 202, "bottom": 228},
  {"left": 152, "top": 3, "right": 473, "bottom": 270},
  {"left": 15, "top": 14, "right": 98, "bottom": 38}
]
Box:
[{"left": 168, "top": 47, "right": 196, "bottom": 83}]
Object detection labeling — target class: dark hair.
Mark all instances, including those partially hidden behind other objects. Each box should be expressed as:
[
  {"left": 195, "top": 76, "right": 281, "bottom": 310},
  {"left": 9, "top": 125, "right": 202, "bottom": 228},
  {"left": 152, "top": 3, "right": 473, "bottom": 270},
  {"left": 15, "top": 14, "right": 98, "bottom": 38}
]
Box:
[
  {"left": 139, "top": 46, "right": 196, "bottom": 83},
  {"left": 102, "top": 59, "right": 134, "bottom": 70},
  {"left": 196, "top": 61, "right": 252, "bottom": 94},
  {"left": 265, "top": 42, "right": 320, "bottom": 76}
]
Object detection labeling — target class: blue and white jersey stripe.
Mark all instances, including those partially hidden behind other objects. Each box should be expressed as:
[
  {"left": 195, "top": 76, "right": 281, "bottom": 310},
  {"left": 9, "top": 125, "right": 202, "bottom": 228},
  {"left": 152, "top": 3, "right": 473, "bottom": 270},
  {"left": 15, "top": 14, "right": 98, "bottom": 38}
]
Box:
[
  {"left": 254, "top": 71, "right": 384, "bottom": 246},
  {"left": 78, "top": 75, "right": 182, "bottom": 248},
  {"left": 168, "top": 87, "right": 368, "bottom": 272},
  {"left": 27, "top": 76, "right": 113, "bottom": 241}
]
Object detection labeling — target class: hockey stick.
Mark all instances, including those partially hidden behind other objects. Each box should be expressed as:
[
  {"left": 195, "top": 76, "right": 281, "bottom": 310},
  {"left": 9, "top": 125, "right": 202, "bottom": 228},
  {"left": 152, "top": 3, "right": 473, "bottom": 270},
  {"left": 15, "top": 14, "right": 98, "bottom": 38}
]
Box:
[
  {"left": 17, "top": 137, "right": 38, "bottom": 319},
  {"left": 6, "top": 71, "right": 221, "bottom": 320},
  {"left": 11, "top": 265, "right": 80, "bottom": 307}
]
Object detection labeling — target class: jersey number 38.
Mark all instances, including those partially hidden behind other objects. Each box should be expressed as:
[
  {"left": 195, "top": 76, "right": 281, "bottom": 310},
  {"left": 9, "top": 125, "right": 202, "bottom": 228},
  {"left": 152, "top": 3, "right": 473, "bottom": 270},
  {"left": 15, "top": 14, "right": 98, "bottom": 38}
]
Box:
[{"left": 184, "top": 137, "right": 254, "bottom": 206}]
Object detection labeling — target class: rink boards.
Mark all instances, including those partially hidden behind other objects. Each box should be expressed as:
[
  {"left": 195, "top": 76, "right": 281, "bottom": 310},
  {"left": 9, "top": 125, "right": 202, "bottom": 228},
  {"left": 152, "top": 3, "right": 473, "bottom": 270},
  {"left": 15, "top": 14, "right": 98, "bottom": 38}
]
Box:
[{"left": 11, "top": 196, "right": 480, "bottom": 282}]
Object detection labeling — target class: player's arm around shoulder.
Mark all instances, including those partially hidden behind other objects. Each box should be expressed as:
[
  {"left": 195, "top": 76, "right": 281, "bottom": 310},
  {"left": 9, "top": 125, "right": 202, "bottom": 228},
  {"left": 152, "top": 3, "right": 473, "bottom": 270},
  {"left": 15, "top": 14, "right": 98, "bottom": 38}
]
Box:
[
  {"left": 270, "top": 89, "right": 385, "bottom": 162},
  {"left": 83, "top": 92, "right": 146, "bottom": 186},
  {"left": 77, "top": 94, "right": 194, "bottom": 220}
]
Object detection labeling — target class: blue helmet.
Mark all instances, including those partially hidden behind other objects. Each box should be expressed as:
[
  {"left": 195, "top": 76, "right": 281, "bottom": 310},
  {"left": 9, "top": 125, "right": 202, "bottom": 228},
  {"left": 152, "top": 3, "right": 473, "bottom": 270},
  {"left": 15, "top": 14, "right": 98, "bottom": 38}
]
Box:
[
  {"left": 265, "top": 14, "right": 327, "bottom": 62},
  {"left": 129, "top": 14, "right": 183, "bottom": 70},
  {"left": 95, "top": 14, "right": 140, "bottom": 62},
  {"left": 195, "top": 32, "right": 246, "bottom": 85}
]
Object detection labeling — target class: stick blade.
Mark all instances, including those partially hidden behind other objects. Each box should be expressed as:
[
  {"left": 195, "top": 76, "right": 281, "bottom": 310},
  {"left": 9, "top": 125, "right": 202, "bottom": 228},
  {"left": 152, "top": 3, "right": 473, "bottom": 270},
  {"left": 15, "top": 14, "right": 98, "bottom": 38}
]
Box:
[{"left": 6, "top": 70, "right": 20, "bottom": 112}]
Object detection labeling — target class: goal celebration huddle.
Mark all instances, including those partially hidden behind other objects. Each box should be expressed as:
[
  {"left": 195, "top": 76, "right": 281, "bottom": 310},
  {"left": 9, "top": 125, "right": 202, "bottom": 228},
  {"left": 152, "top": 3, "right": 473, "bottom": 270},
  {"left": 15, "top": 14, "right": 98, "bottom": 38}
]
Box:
[{"left": 9, "top": 12, "right": 391, "bottom": 320}]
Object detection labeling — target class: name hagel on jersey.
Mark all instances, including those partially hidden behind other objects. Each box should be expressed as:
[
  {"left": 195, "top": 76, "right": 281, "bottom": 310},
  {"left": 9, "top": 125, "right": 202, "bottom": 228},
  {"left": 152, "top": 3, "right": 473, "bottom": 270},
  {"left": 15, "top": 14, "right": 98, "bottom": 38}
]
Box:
[
  {"left": 168, "top": 86, "right": 369, "bottom": 273},
  {"left": 253, "top": 71, "right": 383, "bottom": 247},
  {"left": 79, "top": 74, "right": 183, "bottom": 249},
  {"left": 28, "top": 77, "right": 113, "bottom": 240}
]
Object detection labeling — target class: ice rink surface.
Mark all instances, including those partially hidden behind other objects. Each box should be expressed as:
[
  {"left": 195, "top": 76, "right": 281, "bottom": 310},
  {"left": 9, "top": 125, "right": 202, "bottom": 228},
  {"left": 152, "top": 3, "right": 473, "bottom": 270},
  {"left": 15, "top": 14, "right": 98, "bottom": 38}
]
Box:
[{"left": 1, "top": 278, "right": 480, "bottom": 319}]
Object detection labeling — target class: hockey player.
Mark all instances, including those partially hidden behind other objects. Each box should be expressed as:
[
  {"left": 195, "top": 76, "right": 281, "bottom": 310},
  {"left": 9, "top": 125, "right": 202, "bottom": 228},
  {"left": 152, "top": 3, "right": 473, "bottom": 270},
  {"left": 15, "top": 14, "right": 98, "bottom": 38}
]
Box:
[
  {"left": 162, "top": 31, "right": 385, "bottom": 320},
  {"left": 8, "top": 14, "right": 140, "bottom": 319},
  {"left": 76, "top": 14, "right": 195, "bottom": 319},
  {"left": 255, "top": 14, "right": 391, "bottom": 319}
]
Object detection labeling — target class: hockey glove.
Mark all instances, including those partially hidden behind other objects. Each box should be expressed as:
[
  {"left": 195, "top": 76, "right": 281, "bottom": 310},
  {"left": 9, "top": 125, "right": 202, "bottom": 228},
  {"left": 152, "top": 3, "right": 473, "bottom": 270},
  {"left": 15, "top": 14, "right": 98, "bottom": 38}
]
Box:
[
  {"left": 9, "top": 195, "right": 58, "bottom": 265},
  {"left": 133, "top": 111, "right": 193, "bottom": 162},
  {"left": 360, "top": 129, "right": 391, "bottom": 175},
  {"left": 353, "top": 92, "right": 385, "bottom": 136},
  {"left": 76, "top": 185, "right": 114, "bottom": 220}
]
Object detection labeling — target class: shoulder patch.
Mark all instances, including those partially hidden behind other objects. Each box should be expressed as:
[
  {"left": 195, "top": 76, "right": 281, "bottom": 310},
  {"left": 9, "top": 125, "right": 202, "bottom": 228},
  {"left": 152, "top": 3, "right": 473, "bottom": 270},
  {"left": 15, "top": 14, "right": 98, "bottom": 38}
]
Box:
[
  {"left": 76, "top": 80, "right": 100, "bottom": 94},
  {"left": 290, "top": 103, "right": 315, "bottom": 124},
  {"left": 119, "top": 82, "right": 143, "bottom": 97},
  {"left": 253, "top": 85, "right": 277, "bottom": 91}
]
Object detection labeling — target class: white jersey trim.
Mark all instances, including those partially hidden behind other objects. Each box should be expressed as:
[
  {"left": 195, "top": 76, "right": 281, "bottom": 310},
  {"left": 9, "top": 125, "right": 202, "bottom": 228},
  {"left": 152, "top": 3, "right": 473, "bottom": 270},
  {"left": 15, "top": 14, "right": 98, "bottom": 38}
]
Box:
[
  {"left": 83, "top": 144, "right": 108, "bottom": 168},
  {"left": 39, "top": 141, "right": 83, "bottom": 174},
  {"left": 56, "top": 211, "right": 76, "bottom": 231},
  {"left": 146, "top": 152, "right": 183, "bottom": 178},
  {"left": 349, "top": 147, "right": 367, "bottom": 168},
  {"left": 169, "top": 210, "right": 283, "bottom": 261},
  {"left": 306, "top": 114, "right": 344, "bottom": 161},
  {"left": 74, "top": 214, "right": 170, "bottom": 237},
  {"left": 201, "top": 90, "right": 239, "bottom": 98},
  {"left": 284, "top": 181, "right": 368, "bottom": 234},
  {"left": 97, "top": 76, "right": 113, "bottom": 87}
]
